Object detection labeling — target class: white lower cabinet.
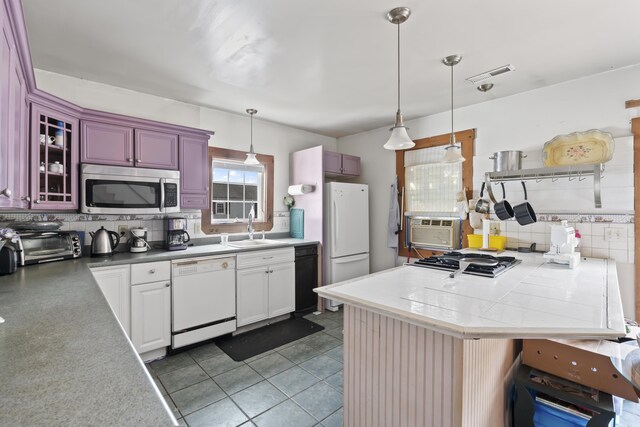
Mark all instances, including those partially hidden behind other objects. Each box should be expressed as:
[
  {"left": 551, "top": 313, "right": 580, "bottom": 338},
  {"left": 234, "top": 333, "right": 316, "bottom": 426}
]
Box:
[
  {"left": 236, "top": 248, "right": 295, "bottom": 327},
  {"left": 236, "top": 266, "right": 270, "bottom": 326},
  {"left": 130, "top": 261, "right": 171, "bottom": 356},
  {"left": 131, "top": 280, "right": 171, "bottom": 354},
  {"left": 91, "top": 265, "right": 131, "bottom": 336},
  {"left": 268, "top": 262, "right": 296, "bottom": 318}
]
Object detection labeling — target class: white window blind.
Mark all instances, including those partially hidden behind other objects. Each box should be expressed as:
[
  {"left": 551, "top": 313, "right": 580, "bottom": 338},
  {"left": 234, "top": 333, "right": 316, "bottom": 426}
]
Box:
[{"left": 404, "top": 146, "right": 462, "bottom": 215}]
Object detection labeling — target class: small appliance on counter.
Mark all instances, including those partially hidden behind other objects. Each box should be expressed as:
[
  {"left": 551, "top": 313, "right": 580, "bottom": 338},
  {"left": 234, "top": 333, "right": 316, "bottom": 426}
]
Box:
[
  {"left": 166, "top": 217, "right": 190, "bottom": 251},
  {"left": 129, "top": 227, "right": 150, "bottom": 253},
  {"left": 0, "top": 246, "right": 18, "bottom": 275},
  {"left": 90, "top": 226, "right": 120, "bottom": 257},
  {"left": 543, "top": 220, "right": 581, "bottom": 268},
  {"left": 16, "top": 230, "right": 82, "bottom": 265}
]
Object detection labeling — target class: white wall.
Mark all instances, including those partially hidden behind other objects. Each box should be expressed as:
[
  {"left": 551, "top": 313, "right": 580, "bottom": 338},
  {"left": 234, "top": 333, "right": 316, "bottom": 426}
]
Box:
[
  {"left": 338, "top": 64, "right": 640, "bottom": 318},
  {"left": 33, "top": 69, "right": 337, "bottom": 236}
]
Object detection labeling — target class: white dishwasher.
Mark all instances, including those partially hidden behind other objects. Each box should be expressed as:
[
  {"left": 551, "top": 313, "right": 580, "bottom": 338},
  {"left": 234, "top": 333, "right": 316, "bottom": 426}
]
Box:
[{"left": 171, "top": 255, "right": 236, "bottom": 349}]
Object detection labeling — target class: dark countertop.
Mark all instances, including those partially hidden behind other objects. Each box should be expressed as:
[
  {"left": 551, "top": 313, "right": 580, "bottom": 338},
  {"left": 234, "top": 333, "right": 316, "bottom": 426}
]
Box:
[{"left": 0, "top": 238, "right": 318, "bottom": 426}]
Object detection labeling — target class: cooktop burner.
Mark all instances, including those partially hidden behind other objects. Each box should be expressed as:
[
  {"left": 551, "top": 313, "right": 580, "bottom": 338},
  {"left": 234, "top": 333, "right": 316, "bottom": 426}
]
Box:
[{"left": 411, "top": 251, "right": 521, "bottom": 278}]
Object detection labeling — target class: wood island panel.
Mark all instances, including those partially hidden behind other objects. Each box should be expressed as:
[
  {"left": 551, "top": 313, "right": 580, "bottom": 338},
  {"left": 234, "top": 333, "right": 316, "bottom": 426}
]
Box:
[{"left": 343, "top": 304, "right": 517, "bottom": 427}]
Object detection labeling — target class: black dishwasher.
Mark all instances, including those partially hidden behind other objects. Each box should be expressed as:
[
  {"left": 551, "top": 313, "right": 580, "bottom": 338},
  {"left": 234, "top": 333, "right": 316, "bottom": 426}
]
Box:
[{"left": 294, "top": 244, "right": 318, "bottom": 315}]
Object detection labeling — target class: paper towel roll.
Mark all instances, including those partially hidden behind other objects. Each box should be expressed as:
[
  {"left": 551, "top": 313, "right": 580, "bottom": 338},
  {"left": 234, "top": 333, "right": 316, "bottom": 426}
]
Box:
[{"left": 287, "top": 184, "right": 315, "bottom": 196}]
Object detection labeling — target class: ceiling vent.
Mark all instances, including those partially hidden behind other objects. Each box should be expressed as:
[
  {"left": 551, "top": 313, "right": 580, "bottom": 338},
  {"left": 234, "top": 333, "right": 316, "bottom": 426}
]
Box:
[{"left": 465, "top": 64, "right": 515, "bottom": 84}]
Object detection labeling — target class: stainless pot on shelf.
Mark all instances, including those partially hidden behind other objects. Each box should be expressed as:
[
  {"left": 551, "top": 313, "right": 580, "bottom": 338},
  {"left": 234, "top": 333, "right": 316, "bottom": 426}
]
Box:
[{"left": 489, "top": 151, "right": 527, "bottom": 172}]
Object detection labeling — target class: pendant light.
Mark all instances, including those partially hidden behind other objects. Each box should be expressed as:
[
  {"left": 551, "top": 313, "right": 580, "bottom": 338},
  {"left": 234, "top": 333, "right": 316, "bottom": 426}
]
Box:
[
  {"left": 441, "top": 55, "right": 465, "bottom": 163},
  {"left": 244, "top": 108, "right": 260, "bottom": 165},
  {"left": 383, "top": 7, "right": 414, "bottom": 151}
]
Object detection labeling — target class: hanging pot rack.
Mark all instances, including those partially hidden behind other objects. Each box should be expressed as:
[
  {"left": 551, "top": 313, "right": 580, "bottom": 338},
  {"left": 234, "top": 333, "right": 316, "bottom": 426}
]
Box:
[{"left": 484, "top": 163, "right": 604, "bottom": 208}]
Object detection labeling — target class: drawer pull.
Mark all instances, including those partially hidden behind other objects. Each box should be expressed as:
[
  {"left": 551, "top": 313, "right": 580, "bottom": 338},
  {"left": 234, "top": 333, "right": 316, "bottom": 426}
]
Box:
[
  {"left": 149, "top": 269, "right": 155, "bottom": 274},
  {"left": 165, "top": 283, "right": 170, "bottom": 287},
  {"left": 263, "top": 256, "right": 273, "bottom": 260},
  {"left": 222, "top": 262, "right": 229, "bottom": 269}
]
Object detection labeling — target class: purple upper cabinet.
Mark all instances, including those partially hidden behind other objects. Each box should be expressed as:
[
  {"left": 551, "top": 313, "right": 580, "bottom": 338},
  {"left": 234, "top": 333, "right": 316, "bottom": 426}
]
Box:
[
  {"left": 81, "top": 120, "right": 134, "bottom": 166},
  {"left": 323, "top": 150, "right": 342, "bottom": 174},
  {"left": 0, "top": 7, "right": 28, "bottom": 209},
  {"left": 323, "top": 150, "right": 361, "bottom": 178},
  {"left": 30, "top": 103, "right": 79, "bottom": 210},
  {"left": 179, "top": 135, "right": 209, "bottom": 209},
  {"left": 135, "top": 129, "right": 179, "bottom": 170},
  {"left": 341, "top": 153, "right": 361, "bottom": 176}
]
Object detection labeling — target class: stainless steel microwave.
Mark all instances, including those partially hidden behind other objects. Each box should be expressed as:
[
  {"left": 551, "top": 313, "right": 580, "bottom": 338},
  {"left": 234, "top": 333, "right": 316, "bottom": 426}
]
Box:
[{"left": 81, "top": 164, "right": 180, "bottom": 214}]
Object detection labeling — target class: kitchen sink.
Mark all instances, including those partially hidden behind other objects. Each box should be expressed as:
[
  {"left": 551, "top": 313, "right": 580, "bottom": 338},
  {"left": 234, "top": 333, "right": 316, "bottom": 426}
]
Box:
[{"left": 226, "top": 239, "right": 284, "bottom": 248}]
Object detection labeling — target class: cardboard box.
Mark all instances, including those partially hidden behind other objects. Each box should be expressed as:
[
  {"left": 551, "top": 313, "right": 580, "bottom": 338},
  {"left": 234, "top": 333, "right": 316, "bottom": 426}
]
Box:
[{"left": 523, "top": 339, "right": 639, "bottom": 402}]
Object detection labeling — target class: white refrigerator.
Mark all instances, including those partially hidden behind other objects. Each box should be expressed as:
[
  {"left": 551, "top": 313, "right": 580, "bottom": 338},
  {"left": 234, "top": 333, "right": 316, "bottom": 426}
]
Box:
[{"left": 323, "top": 182, "right": 370, "bottom": 311}]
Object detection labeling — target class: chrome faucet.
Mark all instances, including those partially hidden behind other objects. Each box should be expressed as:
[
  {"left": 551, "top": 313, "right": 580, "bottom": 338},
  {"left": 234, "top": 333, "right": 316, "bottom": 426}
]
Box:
[{"left": 248, "top": 206, "right": 255, "bottom": 240}]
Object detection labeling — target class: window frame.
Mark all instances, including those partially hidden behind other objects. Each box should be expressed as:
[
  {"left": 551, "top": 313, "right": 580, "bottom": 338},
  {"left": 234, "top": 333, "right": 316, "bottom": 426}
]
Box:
[
  {"left": 201, "top": 147, "right": 274, "bottom": 234},
  {"left": 395, "top": 129, "right": 475, "bottom": 258}
]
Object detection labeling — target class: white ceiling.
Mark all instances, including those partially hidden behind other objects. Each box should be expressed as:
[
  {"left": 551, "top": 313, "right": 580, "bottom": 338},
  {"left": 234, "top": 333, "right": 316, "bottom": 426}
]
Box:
[{"left": 21, "top": 0, "right": 640, "bottom": 138}]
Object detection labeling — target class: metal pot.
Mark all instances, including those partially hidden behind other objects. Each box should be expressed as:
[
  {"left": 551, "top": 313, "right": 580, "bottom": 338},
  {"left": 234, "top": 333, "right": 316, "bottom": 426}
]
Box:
[
  {"left": 513, "top": 182, "right": 537, "bottom": 226},
  {"left": 489, "top": 151, "right": 527, "bottom": 172},
  {"left": 494, "top": 183, "right": 514, "bottom": 220},
  {"left": 475, "top": 183, "right": 490, "bottom": 214}
]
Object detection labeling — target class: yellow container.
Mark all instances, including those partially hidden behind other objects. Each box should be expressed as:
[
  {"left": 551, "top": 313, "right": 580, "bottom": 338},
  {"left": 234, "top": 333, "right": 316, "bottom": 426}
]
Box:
[{"left": 467, "top": 234, "right": 507, "bottom": 250}]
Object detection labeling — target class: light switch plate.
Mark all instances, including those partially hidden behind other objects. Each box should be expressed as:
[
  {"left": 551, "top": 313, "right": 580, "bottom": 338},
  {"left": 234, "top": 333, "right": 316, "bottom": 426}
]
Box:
[{"left": 605, "top": 228, "right": 622, "bottom": 241}]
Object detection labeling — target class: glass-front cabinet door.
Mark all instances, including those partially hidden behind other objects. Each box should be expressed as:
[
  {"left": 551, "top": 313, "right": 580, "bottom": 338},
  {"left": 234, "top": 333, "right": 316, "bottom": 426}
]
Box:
[{"left": 30, "top": 103, "right": 79, "bottom": 209}]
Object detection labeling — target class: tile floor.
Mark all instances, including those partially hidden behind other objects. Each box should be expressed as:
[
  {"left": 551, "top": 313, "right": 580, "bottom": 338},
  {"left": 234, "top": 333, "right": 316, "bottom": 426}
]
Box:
[
  {"left": 146, "top": 309, "right": 345, "bottom": 427},
  {"left": 146, "top": 308, "right": 640, "bottom": 427}
]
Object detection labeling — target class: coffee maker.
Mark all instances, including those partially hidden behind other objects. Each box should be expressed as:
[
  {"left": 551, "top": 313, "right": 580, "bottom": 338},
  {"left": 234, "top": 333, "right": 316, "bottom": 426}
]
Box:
[{"left": 166, "top": 218, "right": 190, "bottom": 251}]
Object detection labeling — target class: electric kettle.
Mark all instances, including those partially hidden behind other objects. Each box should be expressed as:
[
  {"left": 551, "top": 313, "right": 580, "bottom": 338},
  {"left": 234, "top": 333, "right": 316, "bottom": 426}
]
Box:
[{"left": 90, "top": 226, "right": 120, "bottom": 257}]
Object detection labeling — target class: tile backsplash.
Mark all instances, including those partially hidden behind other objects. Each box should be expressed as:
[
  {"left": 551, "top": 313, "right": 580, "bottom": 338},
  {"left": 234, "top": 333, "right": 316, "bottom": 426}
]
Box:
[
  {"left": 0, "top": 210, "right": 291, "bottom": 246},
  {"left": 479, "top": 212, "right": 635, "bottom": 264}
]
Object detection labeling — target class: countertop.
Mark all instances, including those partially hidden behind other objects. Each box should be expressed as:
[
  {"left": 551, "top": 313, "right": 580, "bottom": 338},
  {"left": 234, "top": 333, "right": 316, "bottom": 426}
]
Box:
[
  {"left": 0, "top": 238, "right": 317, "bottom": 426},
  {"left": 315, "top": 251, "right": 626, "bottom": 340}
]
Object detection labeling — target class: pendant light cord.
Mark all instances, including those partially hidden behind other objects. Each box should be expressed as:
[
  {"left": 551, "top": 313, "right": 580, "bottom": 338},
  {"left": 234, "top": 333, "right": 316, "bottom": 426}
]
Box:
[
  {"left": 397, "top": 23, "right": 401, "bottom": 112},
  {"left": 250, "top": 113, "right": 254, "bottom": 152},
  {"left": 450, "top": 61, "right": 454, "bottom": 145}
]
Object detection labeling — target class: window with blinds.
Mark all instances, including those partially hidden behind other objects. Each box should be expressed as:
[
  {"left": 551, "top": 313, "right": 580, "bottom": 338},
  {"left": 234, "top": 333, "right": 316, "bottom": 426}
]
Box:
[
  {"left": 211, "top": 160, "right": 264, "bottom": 222},
  {"left": 404, "top": 145, "right": 462, "bottom": 215}
]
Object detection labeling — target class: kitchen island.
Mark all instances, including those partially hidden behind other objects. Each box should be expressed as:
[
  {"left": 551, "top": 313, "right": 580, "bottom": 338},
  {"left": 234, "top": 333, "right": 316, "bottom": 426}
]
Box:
[{"left": 315, "top": 252, "right": 625, "bottom": 427}]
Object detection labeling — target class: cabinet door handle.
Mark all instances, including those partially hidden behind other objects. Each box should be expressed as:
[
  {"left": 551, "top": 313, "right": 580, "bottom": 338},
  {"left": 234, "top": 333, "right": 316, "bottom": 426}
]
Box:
[
  {"left": 34, "top": 200, "right": 40, "bottom": 204},
  {"left": 165, "top": 283, "right": 170, "bottom": 287},
  {"left": 21, "top": 196, "right": 31, "bottom": 202},
  {"left": 265, "top": 270, "right": 270, "bottom": 274},
  {"left": 137, "top": 158, "right": 142, "bottom": 163},
  {"left": 0, "top": 188, "right": 11, "bottom": 197},
  {"left": 269, "top": 269, "right": 274, "bottom": 273},
  {"left": 127, "top": 158, "right": 133, "bottom": 162}
]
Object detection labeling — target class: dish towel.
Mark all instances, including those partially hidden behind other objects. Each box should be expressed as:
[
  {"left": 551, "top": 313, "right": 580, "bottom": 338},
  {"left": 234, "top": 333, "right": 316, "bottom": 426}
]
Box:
[{"left": 388, "top": 177, "right": 400, "bottom": 249}]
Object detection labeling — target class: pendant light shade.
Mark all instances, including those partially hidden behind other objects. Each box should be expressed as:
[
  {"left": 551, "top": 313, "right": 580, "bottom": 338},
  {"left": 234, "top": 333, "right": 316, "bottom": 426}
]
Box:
[
  {"left": 440, "top": 55, "right": 465, "bottom": 163},
  {"left": 384, "top": 7, "right": 414, "bottom": 151},
  {"left": 244, "top": 108, "right": 260, "bottom": 165}
]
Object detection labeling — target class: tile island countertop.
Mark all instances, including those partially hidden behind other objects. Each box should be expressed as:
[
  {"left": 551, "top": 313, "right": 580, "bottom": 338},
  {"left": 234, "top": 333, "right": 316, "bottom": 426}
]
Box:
[
  {"left": 316, "top": 251, "right": 626, "bottom": 340},
  {"left": 0, "top": 238, "right": 317, "bottom": 426}
]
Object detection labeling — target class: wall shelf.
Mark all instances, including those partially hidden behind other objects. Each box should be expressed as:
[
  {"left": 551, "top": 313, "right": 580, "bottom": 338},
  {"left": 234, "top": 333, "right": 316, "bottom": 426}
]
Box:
[{"left": 485, "top": 164, "right": 604, "bottom": 208}]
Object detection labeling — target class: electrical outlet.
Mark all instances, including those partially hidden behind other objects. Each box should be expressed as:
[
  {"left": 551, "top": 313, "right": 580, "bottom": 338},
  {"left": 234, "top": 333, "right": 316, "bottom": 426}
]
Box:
[
  {"left": 117, "top": 225, "right": 128, "bottom": 237},
  {"left": 194, "top": 222, "right": 201, "bottom": 235},
  {"left": 605, "top": 228, "right": 622, "bottom": 241},
  {"left": 490, "top": 222, "right": 501, "bottom": 236}
]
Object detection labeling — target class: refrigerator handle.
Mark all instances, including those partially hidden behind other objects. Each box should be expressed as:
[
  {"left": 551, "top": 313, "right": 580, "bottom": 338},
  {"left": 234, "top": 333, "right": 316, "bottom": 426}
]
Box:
[{"left": 333, "top": 199, "right": 339, "bottom": 251}]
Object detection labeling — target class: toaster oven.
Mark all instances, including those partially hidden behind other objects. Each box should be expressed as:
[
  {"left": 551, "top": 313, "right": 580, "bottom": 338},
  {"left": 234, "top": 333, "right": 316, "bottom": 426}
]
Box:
[
  {"left": 17, "top": 231, "right": 83, "bottom": 265},
  {"left": 408, "top": 217, "right": 462, "bottom": 250}
]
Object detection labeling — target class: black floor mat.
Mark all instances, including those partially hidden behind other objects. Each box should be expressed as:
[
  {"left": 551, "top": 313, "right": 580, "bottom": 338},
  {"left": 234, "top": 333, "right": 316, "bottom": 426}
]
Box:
[{"left": 215, "top": 317, "right": 324, "bottom": 361}]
